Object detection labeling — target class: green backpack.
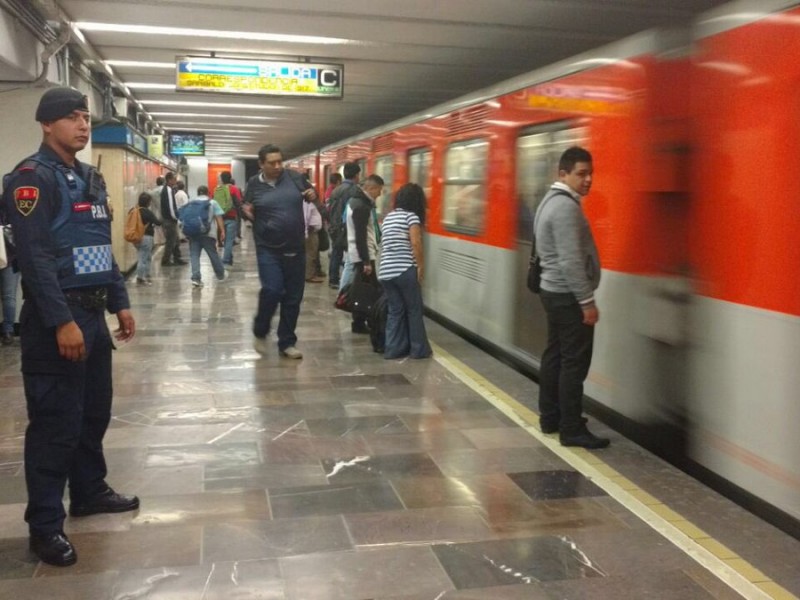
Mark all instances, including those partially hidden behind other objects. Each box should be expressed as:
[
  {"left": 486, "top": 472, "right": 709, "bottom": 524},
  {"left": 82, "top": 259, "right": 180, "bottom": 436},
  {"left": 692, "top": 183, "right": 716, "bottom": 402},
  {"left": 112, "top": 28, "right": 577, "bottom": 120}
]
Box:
[{"left": 213, "top": 184, "right": 233, "bottom": 214}]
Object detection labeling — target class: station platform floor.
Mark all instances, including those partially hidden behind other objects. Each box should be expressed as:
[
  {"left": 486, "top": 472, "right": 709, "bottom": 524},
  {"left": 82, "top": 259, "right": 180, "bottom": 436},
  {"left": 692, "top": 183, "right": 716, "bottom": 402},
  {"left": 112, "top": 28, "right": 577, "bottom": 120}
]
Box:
[{"left": 0, "top": 236, "right": 799, "bottom": 600}]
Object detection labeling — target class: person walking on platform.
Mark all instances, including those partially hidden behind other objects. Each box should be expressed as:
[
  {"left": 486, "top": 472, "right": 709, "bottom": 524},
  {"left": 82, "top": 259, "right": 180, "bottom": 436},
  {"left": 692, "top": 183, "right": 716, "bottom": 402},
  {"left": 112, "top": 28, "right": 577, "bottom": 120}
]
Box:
[
  {"left": 534, "top": 146, "right": 608, "bottom": 449},
  {"left": 242, "top": 144, "right": 317, "bottom": 359},
  {"left": 183, "top": 185, "right": 227, "bottom": 288},
  {"left": 214, "top": 171, "right": 240, "bottom": 268},
  {"left": 160, "top": 171, "right": 186, "bottom": 266},
  {"left": 1, "top": 87, "right": 139, "bottom": 567}
]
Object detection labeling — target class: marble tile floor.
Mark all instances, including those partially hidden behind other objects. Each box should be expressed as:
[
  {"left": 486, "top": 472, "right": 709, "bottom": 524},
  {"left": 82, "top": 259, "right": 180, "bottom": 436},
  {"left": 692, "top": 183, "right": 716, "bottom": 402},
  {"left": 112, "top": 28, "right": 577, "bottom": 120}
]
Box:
[{"left": 0, "top": 239, "right": 796, "bottom": 599}]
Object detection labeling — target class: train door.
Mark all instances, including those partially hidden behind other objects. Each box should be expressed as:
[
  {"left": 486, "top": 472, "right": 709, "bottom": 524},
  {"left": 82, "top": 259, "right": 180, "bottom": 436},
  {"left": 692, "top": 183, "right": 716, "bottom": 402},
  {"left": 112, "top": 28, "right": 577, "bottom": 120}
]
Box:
[
  {"left": 512, "top": 124, "right": 587, "bottom": 359},
  {"left": 373, "top": 155, "right": 394, "bottom": 219}
]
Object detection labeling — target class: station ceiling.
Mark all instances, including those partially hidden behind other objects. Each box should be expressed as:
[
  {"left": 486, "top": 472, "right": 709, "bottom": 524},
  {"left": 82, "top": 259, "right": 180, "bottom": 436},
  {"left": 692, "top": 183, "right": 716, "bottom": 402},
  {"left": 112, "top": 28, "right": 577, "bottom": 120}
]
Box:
[{"left": 51, "top": 0, "right": 724, "bottom": 160}]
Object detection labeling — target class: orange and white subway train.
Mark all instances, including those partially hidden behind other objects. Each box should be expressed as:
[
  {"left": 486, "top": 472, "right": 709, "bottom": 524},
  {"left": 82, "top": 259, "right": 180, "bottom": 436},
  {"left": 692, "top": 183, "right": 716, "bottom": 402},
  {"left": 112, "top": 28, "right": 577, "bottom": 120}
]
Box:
[{"left": 286, "top": 0, "right": 800, "bottom": 535}]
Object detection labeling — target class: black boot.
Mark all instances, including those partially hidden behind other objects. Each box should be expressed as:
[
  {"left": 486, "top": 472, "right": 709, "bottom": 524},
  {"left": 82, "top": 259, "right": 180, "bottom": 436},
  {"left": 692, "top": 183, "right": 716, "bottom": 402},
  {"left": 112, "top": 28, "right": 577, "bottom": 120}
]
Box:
[{"left": 30, "top": 531, "right": 77, "bottom": 566}]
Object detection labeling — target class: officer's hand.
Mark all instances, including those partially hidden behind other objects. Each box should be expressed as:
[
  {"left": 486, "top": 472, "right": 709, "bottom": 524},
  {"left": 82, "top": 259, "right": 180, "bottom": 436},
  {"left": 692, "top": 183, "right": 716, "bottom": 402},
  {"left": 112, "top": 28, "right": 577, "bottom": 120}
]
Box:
[
  {"left": 56, "top": 321, "right": 86, "bottom": 362},
  {"left": 115, "top": 309, "right": 136, "bottom": 342},
  {"left": 582, "top": 305, "right": 599, "bottom": 326}
]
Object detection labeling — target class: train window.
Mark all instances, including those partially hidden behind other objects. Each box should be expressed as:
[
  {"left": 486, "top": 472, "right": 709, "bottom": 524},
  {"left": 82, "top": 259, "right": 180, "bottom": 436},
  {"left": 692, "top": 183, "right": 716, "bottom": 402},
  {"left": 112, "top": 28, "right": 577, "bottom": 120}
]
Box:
[
  {"left": 516, "top": 126, "right": 587, "bottom": 241},
  {"left": 408, "top": 149, "right": 432, "bottom": 200},
  {"left": 356, "top": 158, "right": 367, "bottom": 178},
  {"left": 323, "top": 164, "right": 331, "bottom": 188},
  {"left": 373, "top": 155, "right": 393, "bottom": 218},
  {"left": 443, "top": 139, "right": 488, "bottom": 235}
]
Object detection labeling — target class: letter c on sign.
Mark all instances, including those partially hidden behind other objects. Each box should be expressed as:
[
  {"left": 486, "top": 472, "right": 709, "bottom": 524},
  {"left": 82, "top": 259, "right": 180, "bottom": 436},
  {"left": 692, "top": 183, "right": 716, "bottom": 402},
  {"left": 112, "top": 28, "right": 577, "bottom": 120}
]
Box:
[{"left": 319, "top": 69, "right": 340, "bottom": 88}]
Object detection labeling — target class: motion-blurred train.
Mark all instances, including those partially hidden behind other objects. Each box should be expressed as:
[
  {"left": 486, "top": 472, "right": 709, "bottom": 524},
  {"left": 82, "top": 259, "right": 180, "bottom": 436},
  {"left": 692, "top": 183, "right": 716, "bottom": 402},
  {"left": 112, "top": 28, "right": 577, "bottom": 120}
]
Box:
[{"left": 286, "top": 1, "right": 800, "bottom": 536}]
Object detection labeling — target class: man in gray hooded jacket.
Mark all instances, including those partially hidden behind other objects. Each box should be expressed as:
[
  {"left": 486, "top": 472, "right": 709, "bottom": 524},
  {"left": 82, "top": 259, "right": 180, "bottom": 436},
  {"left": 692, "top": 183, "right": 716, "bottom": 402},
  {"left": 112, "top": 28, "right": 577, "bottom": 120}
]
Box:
[{"left": 534, "top": 146, "right": 608, "bottom": 449}]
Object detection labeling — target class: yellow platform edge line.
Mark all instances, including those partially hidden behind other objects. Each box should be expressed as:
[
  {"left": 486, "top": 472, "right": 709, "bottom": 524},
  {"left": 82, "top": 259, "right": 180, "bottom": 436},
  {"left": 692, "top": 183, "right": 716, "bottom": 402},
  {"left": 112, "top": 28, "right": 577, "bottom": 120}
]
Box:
[{"left": 430, "top": 342, "right": 798, "bottom": 600}]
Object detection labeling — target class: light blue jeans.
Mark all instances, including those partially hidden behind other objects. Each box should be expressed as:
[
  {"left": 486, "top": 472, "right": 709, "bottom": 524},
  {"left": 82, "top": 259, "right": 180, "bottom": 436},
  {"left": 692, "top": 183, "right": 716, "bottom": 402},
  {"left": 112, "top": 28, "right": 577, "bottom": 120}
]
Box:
[
  {"left": 222, "top": 219, "right": 238, "bottom": 265},
  {"left": 136, "top": 235, "right": 154, "bottom": 280},
  {"left": 0, "top": 265, "right": 19, "bottom": 334},
  {"left": 189, "top": 236, "right": 225, "bottom": 282},
  {"left": 339, "top": 256, "right": 354, "bottom": 293}
]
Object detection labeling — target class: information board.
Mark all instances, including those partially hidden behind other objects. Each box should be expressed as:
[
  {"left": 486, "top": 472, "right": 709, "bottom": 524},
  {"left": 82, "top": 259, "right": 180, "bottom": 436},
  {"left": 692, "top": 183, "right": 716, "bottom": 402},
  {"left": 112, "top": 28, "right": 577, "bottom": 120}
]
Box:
[{"left": 175, "top": 57, "right": 343, "bottom": 98}]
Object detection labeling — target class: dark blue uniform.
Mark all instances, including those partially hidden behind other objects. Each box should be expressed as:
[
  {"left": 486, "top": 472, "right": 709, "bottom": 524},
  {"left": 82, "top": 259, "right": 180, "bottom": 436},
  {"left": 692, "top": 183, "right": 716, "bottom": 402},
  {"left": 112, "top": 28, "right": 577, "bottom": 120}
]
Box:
[{"left": 2, "top": 144, "right": 129, "bottom": 535}]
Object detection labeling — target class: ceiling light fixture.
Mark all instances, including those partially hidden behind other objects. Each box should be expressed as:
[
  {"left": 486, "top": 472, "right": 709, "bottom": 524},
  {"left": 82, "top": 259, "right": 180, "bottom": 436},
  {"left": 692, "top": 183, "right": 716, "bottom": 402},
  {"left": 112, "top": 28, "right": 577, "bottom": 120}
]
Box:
[
  {"left": 126, "top": 83, "right": 176, "bottom": 90},
  {"left": 104, "top": 60, "right": 174, "bottom": 69},
  {"left": 75, "top": 22, "right": 356, "bottom": 45},
  {"left": 149, "top": 112, "right": 276, "bottom": 120},
  {"left": 159, "top": 121, "right": 271, "bottom": 128},
  {"left": 140, "top": 100, "right": 290, "bottom": 110}
]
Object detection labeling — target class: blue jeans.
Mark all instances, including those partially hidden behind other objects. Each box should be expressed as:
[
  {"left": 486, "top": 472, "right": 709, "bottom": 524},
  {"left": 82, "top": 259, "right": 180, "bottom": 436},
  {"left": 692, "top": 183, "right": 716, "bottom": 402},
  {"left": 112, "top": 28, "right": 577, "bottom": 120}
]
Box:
[
  {"left": 136, "top": 235, "right": 154, "bottom": 280},
  {"left": 222, "top": 219, "right": 238, "bottom": 265},
  {"left": 1, "top": 265, "right": 20, "bottom": 334},
  {"left": 254, "top": 249, "right": 305, "bottom": 351},
  {"left": 339, "top": 257, "right": 354, "bottom": 293},
  {"left": 329, "top": 245, "right": 344, "bottom": 284},
  {"left": 381, "top": 266, "right": 432, "bottom": 359},
  {"left": 189, "top": 236, "right": 225, "bottom": 282}
]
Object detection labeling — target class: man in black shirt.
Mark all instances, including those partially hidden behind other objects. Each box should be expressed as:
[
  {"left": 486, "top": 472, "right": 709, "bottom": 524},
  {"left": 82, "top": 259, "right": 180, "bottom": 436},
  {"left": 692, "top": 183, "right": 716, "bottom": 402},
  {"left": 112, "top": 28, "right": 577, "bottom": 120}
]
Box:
[
  {"left": 159, "top": 171, "right": 186, "bottom": 266},
  {"left": 243, "top": 144, "right": 317, "bottom": 359}
]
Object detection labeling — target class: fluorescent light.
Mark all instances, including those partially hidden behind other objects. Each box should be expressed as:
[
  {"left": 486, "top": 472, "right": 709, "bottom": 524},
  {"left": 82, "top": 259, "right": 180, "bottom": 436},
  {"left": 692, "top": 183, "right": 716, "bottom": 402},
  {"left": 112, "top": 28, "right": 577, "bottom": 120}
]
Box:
[
  {"left": 126, "top": 83, "right": 175, "bottom": 90},
  {"left": 159, "top": 121, "right": 270, "bottom": 128},
  {"left": 161, "top": 127, "right": 270, "bottom": 134},
  {"left": 104, "top": 60, "right": 174, "bottom": 69},
  {"left": 149, "top": 112, "right": 275, "bottom": 120},
  {"left": 140, "top": 100, "right": 289, "bottom": 110},
  {"left": 75, "top": 22, "right": 357, "bottom": 45}
]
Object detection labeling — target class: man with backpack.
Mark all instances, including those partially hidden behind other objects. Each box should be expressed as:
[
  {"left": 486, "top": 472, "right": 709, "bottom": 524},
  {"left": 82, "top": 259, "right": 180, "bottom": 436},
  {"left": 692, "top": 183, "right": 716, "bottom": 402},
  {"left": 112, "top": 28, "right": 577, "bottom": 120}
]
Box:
[
  {"left": 213, "top": 171, "right": 240, "bottom": 268},
  {"left": 178, "top": 185, "right": 227, "bottom": 288},
  {"left": 326, "top": 162, "right": 361, "bottom": 289}
]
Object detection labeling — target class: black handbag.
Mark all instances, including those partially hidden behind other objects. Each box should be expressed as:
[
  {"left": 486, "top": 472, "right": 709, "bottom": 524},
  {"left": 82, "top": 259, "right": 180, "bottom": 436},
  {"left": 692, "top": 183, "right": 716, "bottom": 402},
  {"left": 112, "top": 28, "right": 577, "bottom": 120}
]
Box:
[
  {"left": 349, "top": 271, "right": 381, "bottom": 313},
  {"left": 527, "top": 247, "right": 542, "bottom": 293},
  {"left": 318, "top": 227, "right": 330, "bottom": 252}
]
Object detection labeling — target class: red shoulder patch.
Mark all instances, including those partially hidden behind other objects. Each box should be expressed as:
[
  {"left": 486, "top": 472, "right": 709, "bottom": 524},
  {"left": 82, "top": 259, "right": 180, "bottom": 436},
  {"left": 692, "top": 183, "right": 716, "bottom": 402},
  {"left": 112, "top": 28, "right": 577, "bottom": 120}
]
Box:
[{"left": 14, "top": 186, "right": 40, "bottom": 216}]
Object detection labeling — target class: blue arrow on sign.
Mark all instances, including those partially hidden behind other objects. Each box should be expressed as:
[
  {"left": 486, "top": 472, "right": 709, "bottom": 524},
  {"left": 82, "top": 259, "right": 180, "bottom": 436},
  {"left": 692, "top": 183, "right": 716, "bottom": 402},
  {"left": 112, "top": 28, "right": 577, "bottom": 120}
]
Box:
[{"left": 179, "top": 61, "right": 259, "bottom": 76}]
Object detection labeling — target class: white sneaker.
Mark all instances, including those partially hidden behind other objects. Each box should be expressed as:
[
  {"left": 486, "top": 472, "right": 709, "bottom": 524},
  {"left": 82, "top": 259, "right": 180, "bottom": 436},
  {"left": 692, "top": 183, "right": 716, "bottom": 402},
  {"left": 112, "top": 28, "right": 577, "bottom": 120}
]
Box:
[
  {"left": 280, "top": 346, "right": 303, "bottom": 359},
  {"left": 191, "top": 279, "right": 204, "bottom": 288},
  {"left": 253, "top": 337, "right": 269, "bottom": 355}
]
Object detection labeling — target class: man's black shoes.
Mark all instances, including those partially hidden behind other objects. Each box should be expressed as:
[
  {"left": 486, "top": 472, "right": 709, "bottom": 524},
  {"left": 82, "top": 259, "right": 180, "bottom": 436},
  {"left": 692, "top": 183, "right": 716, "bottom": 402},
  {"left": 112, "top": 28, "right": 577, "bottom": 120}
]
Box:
[
  {"left": 30, "top": 531, "right": 77, "bottom": 566},
  {"left": 69, "top": 488, "right": 140, "bottom": 517},
  {"left": 560, "top": 430, "right": 610, "bottom": 449}
]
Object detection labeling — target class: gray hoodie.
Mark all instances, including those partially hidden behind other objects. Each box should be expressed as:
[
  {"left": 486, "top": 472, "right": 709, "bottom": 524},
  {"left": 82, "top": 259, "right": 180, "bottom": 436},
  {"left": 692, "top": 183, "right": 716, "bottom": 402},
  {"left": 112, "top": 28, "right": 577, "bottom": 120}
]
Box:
[{"left": 534, "top": 182, "right": 601, "bottom": 308}]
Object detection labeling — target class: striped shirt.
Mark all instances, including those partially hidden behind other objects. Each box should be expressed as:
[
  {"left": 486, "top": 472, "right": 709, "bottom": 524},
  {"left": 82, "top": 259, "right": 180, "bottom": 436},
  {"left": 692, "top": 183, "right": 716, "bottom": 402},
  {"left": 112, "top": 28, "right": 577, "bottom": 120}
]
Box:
[{"left": 378, "top": 209, "right": 421, "bottom": 281}]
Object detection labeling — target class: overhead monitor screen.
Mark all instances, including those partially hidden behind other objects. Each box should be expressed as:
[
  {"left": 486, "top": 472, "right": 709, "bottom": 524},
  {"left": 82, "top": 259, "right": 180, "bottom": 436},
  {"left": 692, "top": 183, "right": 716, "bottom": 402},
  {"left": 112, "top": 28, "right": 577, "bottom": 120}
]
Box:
[{"left": 168, "top": 132, "right": 205, "bottom": 156}]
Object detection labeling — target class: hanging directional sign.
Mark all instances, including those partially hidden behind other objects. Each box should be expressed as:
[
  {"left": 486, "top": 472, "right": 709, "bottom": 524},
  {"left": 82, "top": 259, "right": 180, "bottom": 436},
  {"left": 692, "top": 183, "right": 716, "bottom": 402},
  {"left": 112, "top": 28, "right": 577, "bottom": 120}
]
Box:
[{"left": 175, "top": 56, "right": 343, "bottom": 98}]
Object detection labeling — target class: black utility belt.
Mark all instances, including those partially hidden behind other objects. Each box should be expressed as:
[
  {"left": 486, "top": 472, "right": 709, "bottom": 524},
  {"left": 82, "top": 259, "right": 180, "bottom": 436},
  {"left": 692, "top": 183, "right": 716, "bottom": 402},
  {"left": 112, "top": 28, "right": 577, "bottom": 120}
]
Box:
[{"left": 64, "top": 287, "right": 108, "bottom": 311}]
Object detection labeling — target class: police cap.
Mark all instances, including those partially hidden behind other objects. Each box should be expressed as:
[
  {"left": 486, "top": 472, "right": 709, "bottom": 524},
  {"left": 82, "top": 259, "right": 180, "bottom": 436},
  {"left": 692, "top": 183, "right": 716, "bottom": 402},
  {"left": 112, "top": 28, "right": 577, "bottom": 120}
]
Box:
[{"left": 35, "top": 87, "right": 89, "bottom": 122}]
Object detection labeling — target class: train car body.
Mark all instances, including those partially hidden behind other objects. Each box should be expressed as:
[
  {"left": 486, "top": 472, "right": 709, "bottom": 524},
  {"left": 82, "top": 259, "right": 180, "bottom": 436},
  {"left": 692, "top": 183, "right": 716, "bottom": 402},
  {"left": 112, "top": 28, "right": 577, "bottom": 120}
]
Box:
[{"left": 285, "top": 0, "right": 800, "bottom": 534}]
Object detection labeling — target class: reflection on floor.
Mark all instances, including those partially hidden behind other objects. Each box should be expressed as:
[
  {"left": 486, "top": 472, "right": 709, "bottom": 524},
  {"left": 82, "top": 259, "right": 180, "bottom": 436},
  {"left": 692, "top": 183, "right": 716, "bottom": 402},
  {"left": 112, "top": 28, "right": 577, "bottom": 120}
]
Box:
[{"left": 0, "top": 237, "right": 797, "bottom": 599}]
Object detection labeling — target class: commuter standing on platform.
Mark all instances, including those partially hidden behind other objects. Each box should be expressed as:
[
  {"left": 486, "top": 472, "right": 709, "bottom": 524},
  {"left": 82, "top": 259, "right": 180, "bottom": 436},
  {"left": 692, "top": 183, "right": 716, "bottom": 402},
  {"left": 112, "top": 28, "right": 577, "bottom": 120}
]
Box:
[
  {"left": 1, "top": 87, "right": 139, "bottom": 567},
  {"left": 0, "top": 221, "right": 19, "bottom": 345},
  {"left": 378, "top": 183, "right": 432, "bottom": 359},
  {"left": 134, "top": 191, "right": 161, "bottom": 286},
  {"left": 242, "top": 144, "right": 317, "bottom": 359},
  {"left": 327, "top": 162, "right": 361, "bottom": 289},
  {"left": 534, "top": 146, "right": 608, "bottom": 449},
  {"left": 159, "top": 171, "right": 186, "bottom": 266},
  {"left": 346, "top": 174, "right": 384, "bottom": 334}
]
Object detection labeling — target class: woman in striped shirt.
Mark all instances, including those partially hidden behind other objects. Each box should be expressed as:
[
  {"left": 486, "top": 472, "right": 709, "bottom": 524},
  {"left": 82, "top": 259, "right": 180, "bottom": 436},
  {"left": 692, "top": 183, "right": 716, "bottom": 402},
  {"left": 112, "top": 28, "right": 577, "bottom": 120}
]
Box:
[{"left": 378, "top": 183, "right": 432, "bottom": 359}]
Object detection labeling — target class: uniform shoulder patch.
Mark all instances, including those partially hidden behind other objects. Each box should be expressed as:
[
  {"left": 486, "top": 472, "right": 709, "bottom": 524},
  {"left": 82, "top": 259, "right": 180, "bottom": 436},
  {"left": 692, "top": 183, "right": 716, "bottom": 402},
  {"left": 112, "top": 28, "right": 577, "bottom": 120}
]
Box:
[{"left": 14, "top": 186, "right": 40, "bottom": 216}]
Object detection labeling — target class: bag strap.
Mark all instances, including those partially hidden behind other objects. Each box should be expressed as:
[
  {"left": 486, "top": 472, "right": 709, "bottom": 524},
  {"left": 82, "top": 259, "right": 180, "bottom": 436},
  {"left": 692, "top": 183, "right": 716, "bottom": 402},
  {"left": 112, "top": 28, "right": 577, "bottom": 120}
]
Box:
[{"left": 531, "top": 190, "right": 578, "bottom": 260}]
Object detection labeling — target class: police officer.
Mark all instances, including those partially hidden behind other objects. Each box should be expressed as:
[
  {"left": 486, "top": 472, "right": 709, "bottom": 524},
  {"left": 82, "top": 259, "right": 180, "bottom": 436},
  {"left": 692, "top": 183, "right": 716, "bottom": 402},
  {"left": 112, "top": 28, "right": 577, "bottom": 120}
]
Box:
[{"left": 1, "top": 87, "right": 139, "bottom": 567}]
